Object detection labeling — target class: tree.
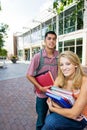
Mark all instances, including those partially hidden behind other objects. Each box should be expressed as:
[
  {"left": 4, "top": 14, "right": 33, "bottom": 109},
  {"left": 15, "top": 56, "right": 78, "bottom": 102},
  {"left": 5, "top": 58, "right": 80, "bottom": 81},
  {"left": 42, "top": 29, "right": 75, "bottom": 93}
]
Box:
[
  {"left": 53, "top": 0, "right": 84, "bottom": 34},
  {"left": 0, "top": 23, "right": 9, "bottom": 50},
  {"left": 0, "top": 3, "right": 9, "bottom": 57},
  {"left": 0, "top": 2, "right": 9, "bottom": 50},
  {"left": 53, "top": 0, "right": 84, "bottom": 14},
  {"left": 0, "top": 48, "right": 7, "bottom": 57},
  {"left": 0, "top": 1, "right": 1, "bottom": 10}
]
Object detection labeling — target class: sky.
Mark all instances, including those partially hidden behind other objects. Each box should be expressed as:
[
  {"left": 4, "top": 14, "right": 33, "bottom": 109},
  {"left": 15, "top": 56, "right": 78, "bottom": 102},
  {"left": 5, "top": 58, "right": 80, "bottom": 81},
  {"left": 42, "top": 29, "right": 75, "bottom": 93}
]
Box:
[{"left": 0, "top": 0, "right": 53, "bottom": 54}]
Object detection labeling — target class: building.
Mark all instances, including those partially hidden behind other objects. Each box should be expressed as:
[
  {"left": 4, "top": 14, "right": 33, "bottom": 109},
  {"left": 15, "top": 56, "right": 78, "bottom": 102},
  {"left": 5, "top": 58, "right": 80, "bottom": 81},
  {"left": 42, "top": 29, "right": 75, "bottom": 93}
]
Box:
[{"left": 14, "top": 0, "right": 87, "bottom": 66}]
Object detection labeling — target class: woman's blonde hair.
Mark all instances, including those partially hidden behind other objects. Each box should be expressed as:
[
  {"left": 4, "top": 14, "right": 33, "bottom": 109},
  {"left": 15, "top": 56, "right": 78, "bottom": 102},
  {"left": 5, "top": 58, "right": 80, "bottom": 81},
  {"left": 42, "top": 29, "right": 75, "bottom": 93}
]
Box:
[{"left": 58, "top": 51, "right": 84, "bottom": 89}]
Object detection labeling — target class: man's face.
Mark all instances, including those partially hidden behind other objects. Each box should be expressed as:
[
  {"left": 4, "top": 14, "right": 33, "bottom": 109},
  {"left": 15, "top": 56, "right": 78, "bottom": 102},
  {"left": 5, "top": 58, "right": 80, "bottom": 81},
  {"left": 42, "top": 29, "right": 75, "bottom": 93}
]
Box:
[{"left": 44, "top": 34, "right": 57, "bottom": 49}]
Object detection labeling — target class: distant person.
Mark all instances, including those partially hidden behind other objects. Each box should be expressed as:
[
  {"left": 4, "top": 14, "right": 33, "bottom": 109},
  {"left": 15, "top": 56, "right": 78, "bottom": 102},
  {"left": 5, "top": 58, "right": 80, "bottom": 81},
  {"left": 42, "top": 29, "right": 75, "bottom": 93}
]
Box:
[
  {"left": 26, "top": 31, "right": 59, "bottom": 130},
  {"left": 42, "top": 51, "right": 87, "bottom": 130}
]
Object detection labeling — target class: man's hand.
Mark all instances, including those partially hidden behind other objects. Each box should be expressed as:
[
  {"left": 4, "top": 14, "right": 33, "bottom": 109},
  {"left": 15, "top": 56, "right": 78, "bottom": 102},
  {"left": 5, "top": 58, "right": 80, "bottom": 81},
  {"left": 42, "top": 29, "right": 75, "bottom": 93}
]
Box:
[{"left": 39, "top": 86, "right": 51, "bottom": 93}]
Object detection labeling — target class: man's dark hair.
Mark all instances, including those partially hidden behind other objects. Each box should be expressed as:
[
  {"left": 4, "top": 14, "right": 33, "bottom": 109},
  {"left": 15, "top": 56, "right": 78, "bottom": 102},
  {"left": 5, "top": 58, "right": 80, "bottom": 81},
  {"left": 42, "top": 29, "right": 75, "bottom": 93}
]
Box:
[{"left": 45, "top": 31, "right": 57, "bottom": 39}]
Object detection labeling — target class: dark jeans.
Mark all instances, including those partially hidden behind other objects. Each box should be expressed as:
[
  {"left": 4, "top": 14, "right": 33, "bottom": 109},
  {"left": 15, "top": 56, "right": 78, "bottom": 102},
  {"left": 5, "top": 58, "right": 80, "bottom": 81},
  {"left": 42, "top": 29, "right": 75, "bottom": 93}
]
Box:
[
  {"left": 41, "top": 113, "right": 87, "bottom": 130},
  {"left": 36, "top": 97, "right": 48, "bottom": 130}
]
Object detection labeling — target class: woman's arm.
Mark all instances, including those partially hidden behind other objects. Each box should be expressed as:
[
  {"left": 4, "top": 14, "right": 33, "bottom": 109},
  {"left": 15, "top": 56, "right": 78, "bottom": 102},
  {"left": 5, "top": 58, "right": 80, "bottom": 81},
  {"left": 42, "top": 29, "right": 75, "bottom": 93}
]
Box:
[{"left": 47, "top": 77, "right": 87, "bottom": 120}]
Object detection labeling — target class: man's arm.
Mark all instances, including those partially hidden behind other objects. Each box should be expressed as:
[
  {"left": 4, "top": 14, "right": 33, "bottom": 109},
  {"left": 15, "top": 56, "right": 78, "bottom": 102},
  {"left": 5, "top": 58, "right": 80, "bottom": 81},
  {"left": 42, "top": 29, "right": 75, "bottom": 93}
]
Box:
[
  {"left": 26, "top": 74, "right": 51, "bottom": 93},
  {"left": 26, "top": 74, "right": 42, "bottom": 91}
]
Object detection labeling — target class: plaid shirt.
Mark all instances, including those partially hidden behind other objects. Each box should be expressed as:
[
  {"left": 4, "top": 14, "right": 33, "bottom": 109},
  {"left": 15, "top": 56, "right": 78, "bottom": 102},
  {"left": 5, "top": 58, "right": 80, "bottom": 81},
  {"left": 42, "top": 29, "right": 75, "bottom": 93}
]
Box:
[{"left": 27, "top": 49, "right": 58, "bottom": 98}]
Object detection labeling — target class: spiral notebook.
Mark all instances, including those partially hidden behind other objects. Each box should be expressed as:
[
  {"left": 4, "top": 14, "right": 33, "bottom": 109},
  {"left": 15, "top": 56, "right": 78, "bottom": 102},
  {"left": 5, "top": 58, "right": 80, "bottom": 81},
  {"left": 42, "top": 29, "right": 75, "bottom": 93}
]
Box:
[{"left": 35, "top": 70, "right": 54, "bottom": 93}]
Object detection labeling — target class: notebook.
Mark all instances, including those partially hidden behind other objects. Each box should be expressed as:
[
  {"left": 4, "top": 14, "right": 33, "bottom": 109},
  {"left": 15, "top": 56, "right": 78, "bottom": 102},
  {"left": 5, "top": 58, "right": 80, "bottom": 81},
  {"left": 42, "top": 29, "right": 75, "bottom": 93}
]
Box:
[
  {"left": 51, "top": 86, "right": 73, "bottom": 95},
  {"left": 46, "top": 92, "right": 73, "bottom": 108},
  {"left": 35, "top": 70, "right": 54, "bottom": 93},
  {"left": 46, "top": 86, "right": 76, "bottom": 108},
  {"left": 46, "top": 89, "right": 75, "bottom": 105}
]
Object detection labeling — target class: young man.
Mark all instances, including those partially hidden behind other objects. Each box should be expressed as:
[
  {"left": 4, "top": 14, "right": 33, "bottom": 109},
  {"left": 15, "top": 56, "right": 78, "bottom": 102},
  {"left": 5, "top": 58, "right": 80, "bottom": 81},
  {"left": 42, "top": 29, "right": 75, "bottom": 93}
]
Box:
[{"left": 26, "top": 31, "right": 58, "bottom": 130}]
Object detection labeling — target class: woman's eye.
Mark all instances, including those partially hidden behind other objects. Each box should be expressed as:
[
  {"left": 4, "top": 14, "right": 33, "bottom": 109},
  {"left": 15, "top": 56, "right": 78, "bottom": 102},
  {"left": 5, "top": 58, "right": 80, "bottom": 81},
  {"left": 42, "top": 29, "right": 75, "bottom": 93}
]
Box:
[
  {"left": 60, "top": 64, "right": 63, "bottom": 66},
  {"left": 66, "top": 63, "right": 71, "bottom": 65},
  {"left": 60, "top": 63, "right": 71, "bottom": 66}
]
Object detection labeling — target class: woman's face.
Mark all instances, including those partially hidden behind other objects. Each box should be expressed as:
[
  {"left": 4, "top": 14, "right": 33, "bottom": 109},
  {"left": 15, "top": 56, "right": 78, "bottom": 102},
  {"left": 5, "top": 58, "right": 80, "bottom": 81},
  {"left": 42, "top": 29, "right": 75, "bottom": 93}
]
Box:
[{"left": 59, "top": 57, "right": 76, "bottom": 78}]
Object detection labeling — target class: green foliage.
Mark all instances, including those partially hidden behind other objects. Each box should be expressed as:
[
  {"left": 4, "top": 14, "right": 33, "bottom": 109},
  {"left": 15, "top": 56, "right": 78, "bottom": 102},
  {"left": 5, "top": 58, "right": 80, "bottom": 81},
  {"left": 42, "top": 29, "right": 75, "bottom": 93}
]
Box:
[
  {"left": 0, "top": 33, "right": 4, "bottom": 48},
  {"left": 11, "top": 55, "right": 17, "bottom": 59},
  {"left": 0, "top": 23, "right": 9, "bottom": 49},
  {"left": 0, "top": 48, "right": 7, "bottom": 57},
  {"left": 53, "top": 0, "right": 84, "bottom": 14},
  {"left": 10, "top": 55, "right": 18, "bottom": 63},
  {"left": 0, "top": 1, "right": 1, "bottom": 10},
  {"left": 0, "top": 23, "right": 8, "bottom": 34}
]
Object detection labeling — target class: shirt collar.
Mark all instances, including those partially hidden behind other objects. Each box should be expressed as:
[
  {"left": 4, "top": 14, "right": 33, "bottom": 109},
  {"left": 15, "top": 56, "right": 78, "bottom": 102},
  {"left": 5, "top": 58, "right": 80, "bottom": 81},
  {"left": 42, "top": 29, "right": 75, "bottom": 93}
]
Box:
[{"left": 42, "top": 49, "right": 58, "bottom": 58}]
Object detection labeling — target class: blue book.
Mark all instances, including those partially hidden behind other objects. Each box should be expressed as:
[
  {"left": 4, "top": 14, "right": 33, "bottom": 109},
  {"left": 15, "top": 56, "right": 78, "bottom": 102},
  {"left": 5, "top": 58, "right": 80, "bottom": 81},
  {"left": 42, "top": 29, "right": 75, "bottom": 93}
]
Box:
[{"left": 46, "top": 92, "right": 72, "bottom": 108}]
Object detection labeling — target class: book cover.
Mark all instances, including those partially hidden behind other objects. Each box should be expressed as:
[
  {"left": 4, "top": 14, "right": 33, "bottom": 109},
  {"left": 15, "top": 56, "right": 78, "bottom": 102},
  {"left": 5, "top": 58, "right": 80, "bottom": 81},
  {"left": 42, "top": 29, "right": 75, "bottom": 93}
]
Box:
[
  {"left": 51, "top": 86, "right": 73, "bottom": 95},
  {"left": 47, "top": 87, "right": 87, "bottom": 121},
  {"left": 46, "top": 92, "right": 72, "bottom": 108},
  {"left": 46, "top": 89, "right": 75, "bottom": 105},
  {"left": 35, "top": 70, "right": 54, "bottom": 93}
]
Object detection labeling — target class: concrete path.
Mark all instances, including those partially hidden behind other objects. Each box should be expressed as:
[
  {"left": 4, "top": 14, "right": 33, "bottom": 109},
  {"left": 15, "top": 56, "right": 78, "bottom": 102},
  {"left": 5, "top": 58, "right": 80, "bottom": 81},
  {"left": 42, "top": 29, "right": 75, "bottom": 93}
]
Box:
[
  {"left": 0, "top": 62, "right": 37, "bottom": 130},
  {"left": 0, "top": 62, "right": 29, "bottom": 81}
]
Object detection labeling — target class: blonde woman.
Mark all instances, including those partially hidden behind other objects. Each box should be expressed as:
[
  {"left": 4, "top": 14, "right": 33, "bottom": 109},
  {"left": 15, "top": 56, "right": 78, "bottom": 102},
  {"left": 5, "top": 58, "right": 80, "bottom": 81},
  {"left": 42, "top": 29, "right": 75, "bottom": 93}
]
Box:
[{"left": 42, "top": 51, "right": 87, "bottom": 130}]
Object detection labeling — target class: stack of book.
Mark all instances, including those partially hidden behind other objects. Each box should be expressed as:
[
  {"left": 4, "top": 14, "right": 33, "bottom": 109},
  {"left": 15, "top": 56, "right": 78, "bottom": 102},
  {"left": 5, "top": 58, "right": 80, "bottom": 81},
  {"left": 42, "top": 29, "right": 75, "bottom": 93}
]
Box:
[{"left": 46, "top": 86, "right": 75, "bottom": 108}]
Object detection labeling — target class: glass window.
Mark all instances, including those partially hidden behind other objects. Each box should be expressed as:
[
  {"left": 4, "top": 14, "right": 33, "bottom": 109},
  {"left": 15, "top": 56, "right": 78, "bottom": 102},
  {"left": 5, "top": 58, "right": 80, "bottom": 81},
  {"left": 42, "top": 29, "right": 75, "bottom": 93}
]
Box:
[
  {"left": 59, "top": 48, "right": 62, "bottom": 53},
  {"left": 70, "top": 14, "right": 76, "bottom": 26},
  {"left": 58, "top": 42, "right": 63, "bottom": 53},
  {"left": 59, "top": 42, "right": 62, "bottom": 47},
  {"left": 76, "top": 38, "right": 83, "bottom": 45},
  {"left": 76, "top": 46, "right": 82, "bottom": 62},
  {"left": 59, "top": 12, "right": 63, "bottom": 19},
  {"left": 64, "top": 5, "right": 76, "bottom": 34},
  {"left": 64, "top": 16, "right": 69, "bottom": 28},
  {"left": 77, "top": 10, "right": 83, "bottom": 30},
  {"left": 70, "top": 47, "right": 74, "bottom": 52},
  {"left": 58, "top": 38, "right": 83, "bottom": 63},
  {"left": 64, "top": 6, "right": 76, "bottom": 17},
  {"left": 64, "top": 47, "right": 68, "bottom": 51},
  {"left": 64, "top": 40, "right": 74, "bottom": 46},
  {"left": 59, "top": 19, "right": 63, "bottom": 35},
  {"left": 53, "top": 22, "right": 56, "bottom": 32}
]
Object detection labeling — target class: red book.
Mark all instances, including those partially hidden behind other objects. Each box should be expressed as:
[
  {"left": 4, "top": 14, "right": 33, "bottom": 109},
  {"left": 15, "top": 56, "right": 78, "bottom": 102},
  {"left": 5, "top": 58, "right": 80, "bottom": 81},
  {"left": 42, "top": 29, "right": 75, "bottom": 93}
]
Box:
[{"left": 35, "top": 70, "right": 54, "bottom": 93}]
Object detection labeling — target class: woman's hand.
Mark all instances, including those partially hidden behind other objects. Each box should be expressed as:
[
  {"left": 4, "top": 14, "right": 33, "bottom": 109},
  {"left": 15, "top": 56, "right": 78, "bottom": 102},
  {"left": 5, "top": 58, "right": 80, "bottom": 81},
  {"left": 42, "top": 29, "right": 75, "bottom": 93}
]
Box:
[
  {"left": 47, "top": 98, "right": 62, "bottom": 112},
  {"left": 75, "top": 115, "right": 84, "bottom": 121},
  {"left": 46, "top": 98, "right": 53, "bottom": 111},
  {"left": 52, "top": 101, "right": 61, "bottom": 108}
]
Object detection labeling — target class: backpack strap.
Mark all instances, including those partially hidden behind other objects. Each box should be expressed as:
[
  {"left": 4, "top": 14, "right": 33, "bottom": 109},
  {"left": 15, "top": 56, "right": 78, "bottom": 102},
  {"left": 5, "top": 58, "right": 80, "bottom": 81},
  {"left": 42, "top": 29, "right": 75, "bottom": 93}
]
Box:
[
  {"left": 36, "top": 49, "right": 44, "bottom": 75},
  {"left": 36, "top": 49, "right": 58, "bottom": 75}
]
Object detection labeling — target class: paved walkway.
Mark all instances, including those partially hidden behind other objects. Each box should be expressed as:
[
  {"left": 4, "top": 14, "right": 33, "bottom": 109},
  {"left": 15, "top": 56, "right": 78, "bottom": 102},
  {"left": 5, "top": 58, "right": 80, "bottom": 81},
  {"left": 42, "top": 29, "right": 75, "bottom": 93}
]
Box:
[
  {"left": 0, "top": 62, "right": 37, "bottom": 130},
  {"left": 0, "top": 61, "right": 29, "bottom": 81},
  {"left": 0, "top": 62, "right": 87, "bottom": 130}
]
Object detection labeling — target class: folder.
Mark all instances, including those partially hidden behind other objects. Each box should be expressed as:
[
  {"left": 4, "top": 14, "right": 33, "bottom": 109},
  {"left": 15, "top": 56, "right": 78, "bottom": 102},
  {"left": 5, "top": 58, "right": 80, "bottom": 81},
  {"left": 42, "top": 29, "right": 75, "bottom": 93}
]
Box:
[
  {"left": 46, "top": 92, "right": 73, "bottom": 108},
  {"left": 51, "top": 86, "right": 73, "bottom": 95},
  {"left": 46, "top": 89, "right": 75, "bottom": 105},
  {"left": 46, "top": 86, "right": 76, "bottom": 108},
  {"left": 46, "top": 87, "right": 87, "bottom": 121},
  {"left": 35, "top": 70, "right": 54, "bottom": 93}
]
